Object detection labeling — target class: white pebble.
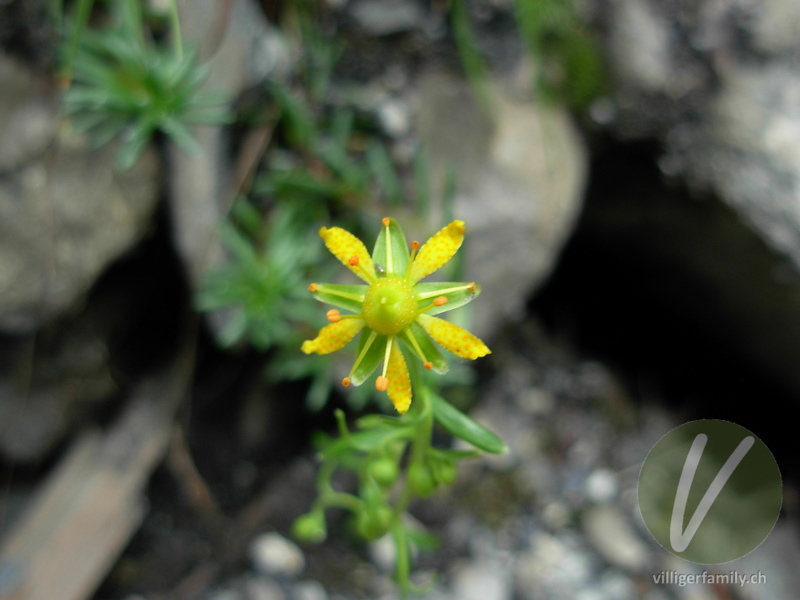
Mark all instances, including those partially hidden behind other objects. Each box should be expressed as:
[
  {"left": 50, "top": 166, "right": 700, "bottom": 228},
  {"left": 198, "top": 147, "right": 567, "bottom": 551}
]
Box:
[{"left": 250, "top": 533, "right": 305, "bottom": 577}]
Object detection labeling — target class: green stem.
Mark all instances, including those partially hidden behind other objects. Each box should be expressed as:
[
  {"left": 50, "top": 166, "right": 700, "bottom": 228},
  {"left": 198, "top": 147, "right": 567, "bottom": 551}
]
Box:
[
  {"left": 391, "top": 522, "right": 411, "bottom": 599},
  {"left": 319, "top": 491, "right": 363, "bottom": 512},
  {"left": 393, "top": 359, "right": 432, "bottom": 519},
  {"left": 168, "top": 0, "right": 184, "bottom": 61},
  {"left": 62, "top": 0, "right": 95, "bottom": 86}
]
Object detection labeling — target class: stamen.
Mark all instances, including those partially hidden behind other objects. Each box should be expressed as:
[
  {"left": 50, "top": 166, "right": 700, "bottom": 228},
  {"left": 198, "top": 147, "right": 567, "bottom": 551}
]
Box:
[
  {"left": 326, "top": 309, "right": 341, "bottom": 323},
  {"left": 382, "top": 217, "right": 391, "bottom": 227},
  {"left": 401, "top": 329, "right": 427, "bottom": 363},
  {"left": 348, "top": 255, "right": 360, "bottom": 266},
  {"left": 433, "top": 296, "right": 448, "bottom": 307},
  {"left": 416, "top": 283, "right": 474, "bottom": 300},
  {"left": 317, "top": 285, "right": 365, "bottom": 303},
  {"left": 423, "top": 361, "right": 433, "bottom": 370},
  {"left": 348, "top": 330, "right": 379, "bottom": 380},
  {"left": 342, "top": 377, "right": 351, "bottom": 387},
  {"left": 381, "top": 336, "right": 394, "bottom": 379},
  {"left": 375, "top": 376, "right": 389, "bottom": 392},
  {"left": 406, "top": 241, "right": 420, "bottom": 278}
]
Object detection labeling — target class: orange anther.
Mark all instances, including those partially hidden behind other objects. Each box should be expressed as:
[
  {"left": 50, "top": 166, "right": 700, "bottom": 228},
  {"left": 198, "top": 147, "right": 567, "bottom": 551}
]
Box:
[
  {"left": 326, "top": 309, "right": 341, "bottom": 323},
  {"left": 433, "top": 296, "right": 448, "bottom": 307},
  {"left": 382, "top": 217, "right": 391, "bottom": 227},
  {"left": 411, "top": 241, "right": 420, "bottom": 251},
  {"left": 342, "top": 377, "right": 351, "bottom": 387},
  {"left": 309, "top": 283, "right": 319, "bottom": 292},
  {"left": 423, "top": 361, "right": 433, "bottom": 370},
  {"left": 375, "top": 376, "right": 389, "bottom": 392},
  {"left": 467, "top": 282, "right": 476, "bottom": 291},
  {"left": 348, "top": 255, "right": 360, "bottom": 266}
]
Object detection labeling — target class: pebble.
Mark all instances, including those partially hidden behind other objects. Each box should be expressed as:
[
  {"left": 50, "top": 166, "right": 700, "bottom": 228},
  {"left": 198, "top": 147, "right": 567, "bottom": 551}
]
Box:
[
  {"left": 451, "top": 560, "right": 512, "bottom": 600},
  {"left": 293, "top": 580, "right": 328, "bottom": 600},
  {"left": 582, "top": 505, "right": 649, "bottom": 571},
  {"left": 350, "top": 0, "right": 424, "bottom": 35},
  {"left": 584, "top": 469, "right": 619, "bottom": 504},
  {"left": 244, "top": 577, "right": 286, "bottom": 600},
  {"left": 377, "top": 99, "right": 411, "bottom": 138},
  {"left": 250, "top": 533, "right": 305, "bottom": 577}
]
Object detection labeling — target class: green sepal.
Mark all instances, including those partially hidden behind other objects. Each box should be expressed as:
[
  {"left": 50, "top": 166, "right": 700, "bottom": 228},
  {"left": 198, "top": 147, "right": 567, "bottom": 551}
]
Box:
[
  {"left": 348, "top": 330, "right": 387, "bottom": 386},
  {"left": 372, "top": 217, "right": 410, "bottom": 277},
  {"left": 431, "top": 393, "right": 508, "bottom": 454},
  {"left": 414, "top": 282, "right": 481, "bottom": 316},
  {"left": 400, "top": 322, "right": 448, "bottom": 374},
  {"left": 311, "top": 283, "right": 367, "bottom": 313}
]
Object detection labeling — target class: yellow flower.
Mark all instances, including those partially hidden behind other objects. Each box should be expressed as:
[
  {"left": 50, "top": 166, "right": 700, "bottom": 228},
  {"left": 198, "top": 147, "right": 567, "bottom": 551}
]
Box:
[{"left": 302, "top": 217, "right": 490, "bottom": 414}]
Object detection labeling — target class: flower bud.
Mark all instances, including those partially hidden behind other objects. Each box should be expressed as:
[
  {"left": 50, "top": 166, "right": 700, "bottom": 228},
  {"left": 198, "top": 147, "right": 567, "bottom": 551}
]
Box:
[
  {"left": 369, "top": 457, "right": 399, "bottom": 487},
  {"left": 292, "top": 512, "right": 326, "bottom": 543},
  {"left": 408, "top": 462, "right": 436, "bottom": 496}
]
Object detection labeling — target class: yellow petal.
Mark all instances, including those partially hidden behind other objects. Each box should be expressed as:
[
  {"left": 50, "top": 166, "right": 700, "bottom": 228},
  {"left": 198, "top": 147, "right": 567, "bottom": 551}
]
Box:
[
  {"left": 409, "top": 220, "right": 465, "bottom": 283},
  {"left": 386, "top": 340, "right": 412, "bottom": 414},
  {"left": 319, "top": 226, "right": 376, "bottom": 283},
  {"left": 416, "top": 314, "right": 490, "bottom": 360},
  {"left": 302, "top": 319, "right": 364, "bottom": 355}
]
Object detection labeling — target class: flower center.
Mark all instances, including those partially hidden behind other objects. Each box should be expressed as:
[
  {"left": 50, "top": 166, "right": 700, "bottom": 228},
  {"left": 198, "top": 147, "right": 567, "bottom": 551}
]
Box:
[{"left": 362, "top": 275, "right": 417, "bottom": 335}]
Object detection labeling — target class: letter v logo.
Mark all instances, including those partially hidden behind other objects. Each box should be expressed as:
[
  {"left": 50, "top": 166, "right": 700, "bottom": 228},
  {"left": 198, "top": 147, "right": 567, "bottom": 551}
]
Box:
[
  {"left": 639, "top": 419, "right": 782, "bottom": 564},
  {"left": 669, "top": 434, "right": 754, "bottom": 552}
]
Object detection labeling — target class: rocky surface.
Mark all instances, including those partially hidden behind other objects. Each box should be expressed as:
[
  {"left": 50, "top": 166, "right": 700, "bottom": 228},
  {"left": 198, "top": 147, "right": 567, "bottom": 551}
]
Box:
[
  {"left": 0, "top": 53, "right": 160, "bottom": 333},
  {"left": 414, "top": 68, "right": 587, "bottom": 340},
  {"left": 2, "top": 1, "right": 800, "bottom": 599},
  {"left": 183, "top": 319, "right": 800, "bottom": 600},
  {"left": 600, "top": 0, "right": 800, "bottom": 287}
]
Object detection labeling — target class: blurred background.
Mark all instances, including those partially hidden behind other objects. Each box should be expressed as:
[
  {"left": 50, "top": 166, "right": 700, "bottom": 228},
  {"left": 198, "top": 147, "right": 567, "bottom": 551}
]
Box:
[{"left": 1, "top": 0, "right": 799, "bottom": 599}]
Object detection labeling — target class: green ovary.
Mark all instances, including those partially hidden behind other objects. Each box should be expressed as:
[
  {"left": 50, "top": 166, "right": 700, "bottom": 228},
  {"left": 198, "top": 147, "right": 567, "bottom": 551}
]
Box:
[{"left": 362, "top": 275, "right": 418, "bottom": 335}]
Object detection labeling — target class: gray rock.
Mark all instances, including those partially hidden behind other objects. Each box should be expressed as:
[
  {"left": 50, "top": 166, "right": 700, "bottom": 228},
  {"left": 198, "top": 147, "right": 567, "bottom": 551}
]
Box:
[
  {"left": 0, "top": 127, "right": 159, "bottom": 332},
  {"left": 582, "top": 505, "right": 649, "bottom": 572},
  {"left": 350, "top": 0, "right": 425, "bottom": 36},
  {"left": 293, "top": 580, "right": 328, "bottom": 600},
  {"left": 0, "top": 303, "right": 117, "bottom": 461},
  {"left": 0, "top": 53, "right": 59, "bottom": 172},
  {"left": 414, "top": 69, "right": 587, "bottom": 339},
  {"left": 250, "top": 532, "right": 305, "bottom": 578},
  {"left": 751, "top": 0, "right": 800, "bottom": 55},
  {"left": 600, "top": 0, "right": 800, "bottom": 396},
  {"left": 244, "top": 577, "right": 286, "bottom": 600},
  {"left": 451, "top": 560, "right": 512, "bottom": 600}
]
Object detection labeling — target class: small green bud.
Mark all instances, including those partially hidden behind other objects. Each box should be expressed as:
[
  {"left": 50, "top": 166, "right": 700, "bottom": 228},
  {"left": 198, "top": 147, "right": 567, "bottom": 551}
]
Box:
[
  {"left": 292, "top": 512, "right": 326, "bottom": 543},
  {"left": 434, "top": 459, "right": 457, "bottom": 485},
  {"left": 356, "top": 505, "right": 394, "bottom": 540},
  {"left": 369, "top": 457, "right": 399, "bottom": 487},
  {"left": 408, "top": 462, "right": 436, "bottom": 496}
]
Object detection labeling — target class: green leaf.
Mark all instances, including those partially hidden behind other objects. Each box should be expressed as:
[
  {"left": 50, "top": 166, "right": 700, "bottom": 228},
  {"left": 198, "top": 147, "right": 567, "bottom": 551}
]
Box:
[
  {"left": 162, "top": 116, "right": 202, "bottom": 157},
  {"left": 413, "top": 145, "right": 431, "bottom": 218},
  {"left": 366, "top": 141, "right": 403, "bottom": 205},
  {"left": 399, "top": 322, "right": 448, "bottom": 374},
  {"left": 431, "top": 393, "right": 507, "bottom": 454},
  {"left": 348, "top": 330, "right": 387, "bottom": 386},
  {"left": 311, "top": 283, "right": 366, "bottom": 313},
  {"left": 414, "top": 281, "right": 481, "bottom": 315},
  {"left": 371, "top": 217, "right": 410, "bottom": 277}
]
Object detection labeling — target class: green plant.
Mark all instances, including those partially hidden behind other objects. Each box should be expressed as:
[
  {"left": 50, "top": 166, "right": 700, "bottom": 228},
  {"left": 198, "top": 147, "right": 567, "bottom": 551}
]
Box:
[
  {"left": 448, "top": 0, "right": 605, "bottom": 110},
  {"left": 294, "top": 218, "right": 506, "bottom": 596},
  {"left": 59, "top": 0, "right": 229, "bottom": 169}
]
